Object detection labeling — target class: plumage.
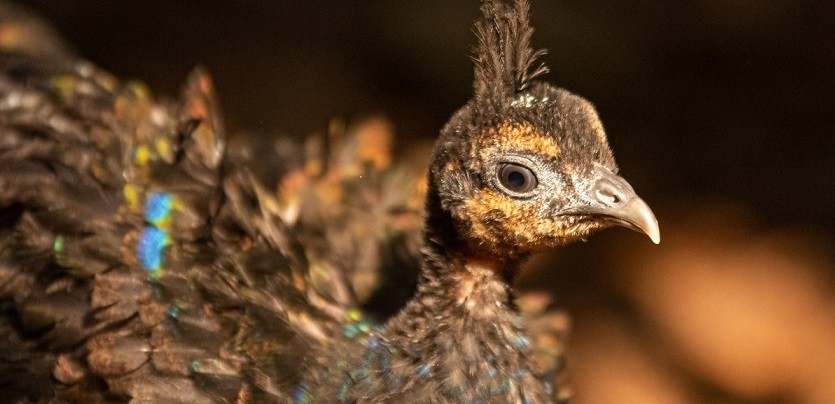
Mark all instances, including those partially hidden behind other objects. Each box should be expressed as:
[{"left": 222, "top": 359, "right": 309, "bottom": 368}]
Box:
[
  {"left": 269, "top": 117, "right": 424, "bottom": 319},
  {"left": 0, "top": 1, "right": 658, "bottom": 403}
]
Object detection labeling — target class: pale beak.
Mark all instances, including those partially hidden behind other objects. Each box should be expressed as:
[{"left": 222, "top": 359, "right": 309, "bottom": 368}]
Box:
[
  {"left": 582, "top": 165, "right": 661, "bottom": 244},
  {"left": 601, "top": 194, "right": 661, "bottom": 244}
]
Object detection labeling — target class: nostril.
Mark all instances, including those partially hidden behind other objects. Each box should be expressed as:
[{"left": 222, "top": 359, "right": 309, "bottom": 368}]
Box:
[
  {"left": 595, "top": 187, "right": 622, "bottom": 206},
  {"left": 591, "top": 168, "right": 635, "bottom": 207}
]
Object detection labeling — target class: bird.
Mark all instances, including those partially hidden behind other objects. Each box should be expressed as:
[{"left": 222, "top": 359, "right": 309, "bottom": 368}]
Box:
[{"left": 0, "top": 0, "right": 659, "bottom": 403}]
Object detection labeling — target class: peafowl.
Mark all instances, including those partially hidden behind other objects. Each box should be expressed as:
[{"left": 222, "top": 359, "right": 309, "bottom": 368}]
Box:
[{"left": 0, "top": 0, "right": 659, "bottom": 402}]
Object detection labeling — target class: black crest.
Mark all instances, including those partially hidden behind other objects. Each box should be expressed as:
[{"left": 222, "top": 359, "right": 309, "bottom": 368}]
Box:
[{"left": 473, "top": 0, "right": 549, "bottom": 103}]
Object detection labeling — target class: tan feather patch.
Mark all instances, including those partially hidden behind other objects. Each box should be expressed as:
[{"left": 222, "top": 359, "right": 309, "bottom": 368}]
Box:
[{"left": 476, "top": 121, "right": 561, "bottom": 162}]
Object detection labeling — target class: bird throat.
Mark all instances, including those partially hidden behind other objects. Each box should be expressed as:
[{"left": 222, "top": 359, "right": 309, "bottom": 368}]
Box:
[
  {"left": 362, "top": 223, "right": 547, "bottom": 400},
  {"left": 448, "top": 258, "right": 513, "bottom": 314}
]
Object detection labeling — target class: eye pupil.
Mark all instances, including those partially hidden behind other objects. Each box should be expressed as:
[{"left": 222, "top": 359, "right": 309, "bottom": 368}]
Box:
[
  {"left": 507, "top": 170, "right": 525, "bottom": 187},
  {"left": 498, "top": 163, "right": 538, "bottom": 194}
]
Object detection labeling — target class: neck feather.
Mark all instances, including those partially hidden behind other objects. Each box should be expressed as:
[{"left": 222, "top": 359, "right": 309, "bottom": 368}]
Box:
[
  {"left": 372, "top": 196, "right": 548, "bottom": 401},
  {"left": 383, "top": 189, "right": 528, "bottom": 354},
  {"left": 338, "top": 191, "right": 551, "bottom": 402}
]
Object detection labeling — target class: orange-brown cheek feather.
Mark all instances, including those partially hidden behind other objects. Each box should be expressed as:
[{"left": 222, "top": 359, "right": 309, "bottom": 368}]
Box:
[
  {"left": 459, "top": 188, "right": 588, "bottom": 254},
  {"left": 462, "top": 189, "right": 556, "bottom": 253}
]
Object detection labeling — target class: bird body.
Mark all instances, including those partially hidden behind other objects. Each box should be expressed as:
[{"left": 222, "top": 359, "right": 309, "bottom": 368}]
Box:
[
  {"left": 0, "top": 52, "right": 302, "bottom": 402},
  {"left": 0, "top": 1, "right": 658, "bottom": 402}
]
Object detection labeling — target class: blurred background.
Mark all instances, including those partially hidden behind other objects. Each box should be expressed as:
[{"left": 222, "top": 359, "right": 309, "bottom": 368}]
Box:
[{"left": 16, "top": 1, "right": 835, "bottom": 403}]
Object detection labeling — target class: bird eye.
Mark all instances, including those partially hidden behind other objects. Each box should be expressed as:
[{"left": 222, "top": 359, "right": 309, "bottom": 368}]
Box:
[{"left": 497, "top": 163, "right": 538, "bottom": 194}]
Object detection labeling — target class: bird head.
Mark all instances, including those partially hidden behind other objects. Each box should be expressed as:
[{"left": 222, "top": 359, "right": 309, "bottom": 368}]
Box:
[{"left": 427, "top": 0, "right": 659, "bottom": 262}]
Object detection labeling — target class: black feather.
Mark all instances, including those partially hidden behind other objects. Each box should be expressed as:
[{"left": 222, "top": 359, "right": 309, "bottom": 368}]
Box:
[{"left": 473, "top": 0, "right": 549, "bottom": 104}]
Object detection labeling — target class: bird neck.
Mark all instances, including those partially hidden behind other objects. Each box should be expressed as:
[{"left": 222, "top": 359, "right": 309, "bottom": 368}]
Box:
[
  {"left": 383, "top": 189, "right": 530, "bottom": 358},
  {"left": 323, "top": 191, "right": 550, "bottom": 401},
  {"left": 420, "top": 189, "right": 523, "bottom": 282},
  {"left": 419, "top": 189, "right": 516, "bottom": 296},
  {"left": 366, "top": 192, "right": 547, "bottom": 400}
]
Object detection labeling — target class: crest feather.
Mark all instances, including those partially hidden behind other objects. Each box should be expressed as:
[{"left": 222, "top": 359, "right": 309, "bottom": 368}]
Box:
[{"left": 473, "top": 0, "right": 549, "bottom": 104}]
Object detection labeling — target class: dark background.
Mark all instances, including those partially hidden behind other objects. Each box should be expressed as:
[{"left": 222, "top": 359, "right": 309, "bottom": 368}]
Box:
[{"left": 17, "top": 1, "right": 835, "bottom": 403}]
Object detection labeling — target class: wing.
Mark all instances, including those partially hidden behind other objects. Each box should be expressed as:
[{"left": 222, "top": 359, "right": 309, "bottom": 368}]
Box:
[
  {"left": 0, "top": 52, "right": 342, "bottom": 403},
  {"left": 268, "top": 117, "right": 424, "bottom": 321},
  {"left": 516, "top": 293, "right": 572, "bottom": 403}
]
